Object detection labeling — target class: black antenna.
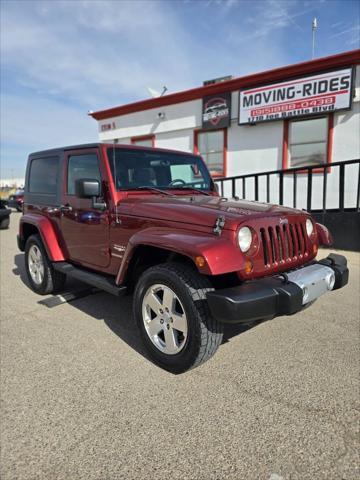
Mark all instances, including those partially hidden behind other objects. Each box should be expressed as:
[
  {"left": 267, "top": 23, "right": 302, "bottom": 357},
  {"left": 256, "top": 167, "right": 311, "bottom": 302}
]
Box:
[
  {"left": 112, "top": 140, "right": 120, "bottom": 223},
  {"left": 112, "top": 139, "right": 118, "bottom": 188}
]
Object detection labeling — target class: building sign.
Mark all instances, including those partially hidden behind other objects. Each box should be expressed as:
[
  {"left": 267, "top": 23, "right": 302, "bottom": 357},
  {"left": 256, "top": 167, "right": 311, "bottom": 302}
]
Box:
[
  {"left": 101, "top": 122, "right": 116, "bottom": 132},
  {"left": 202, "top": 92, "right": 231, "bottom": 129},
  {"left": 239, "top": 67, "right": 353, "bottom": 125}
]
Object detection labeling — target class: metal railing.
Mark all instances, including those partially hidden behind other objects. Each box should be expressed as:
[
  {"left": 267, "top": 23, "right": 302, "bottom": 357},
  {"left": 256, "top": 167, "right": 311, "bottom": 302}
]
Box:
[{"left": 215, "top": 159, "right": 360, "bottom": 213}]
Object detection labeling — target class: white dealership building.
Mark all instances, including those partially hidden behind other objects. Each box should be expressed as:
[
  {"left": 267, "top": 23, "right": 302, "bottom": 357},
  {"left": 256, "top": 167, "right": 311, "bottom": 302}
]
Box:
[{"left": 90, "top": 49, "right": 360, "bottom": 213}]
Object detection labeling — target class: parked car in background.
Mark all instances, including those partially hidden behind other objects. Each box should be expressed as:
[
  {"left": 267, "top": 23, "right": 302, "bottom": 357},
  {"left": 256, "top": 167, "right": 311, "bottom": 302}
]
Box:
[
  {"left": 0, "top": 199, "right": 11, "bottom": 229},
  {"left": 8, "top": 189, "right": 24, "bottom": 211}
]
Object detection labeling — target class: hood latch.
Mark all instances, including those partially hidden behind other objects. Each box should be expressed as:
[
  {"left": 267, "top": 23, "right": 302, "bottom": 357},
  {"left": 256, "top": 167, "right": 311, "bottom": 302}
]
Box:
[{"left": 213, "top": 216, "right": 226, "bottom": 236}]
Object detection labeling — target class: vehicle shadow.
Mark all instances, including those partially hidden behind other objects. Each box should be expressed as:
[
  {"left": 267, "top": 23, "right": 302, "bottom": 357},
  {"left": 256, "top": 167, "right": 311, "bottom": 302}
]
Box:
[
  {"left": 13, "top": 253, "right": 31, "bottom": 287},
  {"left": 13, "top": 254, "right": 257, "bottom": 369}
]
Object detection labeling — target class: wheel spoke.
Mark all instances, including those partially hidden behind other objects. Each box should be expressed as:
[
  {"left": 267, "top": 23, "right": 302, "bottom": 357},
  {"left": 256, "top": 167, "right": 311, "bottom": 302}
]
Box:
[
  {"left": 163, "top": 327, "right": 178, "bottom": 353},
  {"left": 29, "top": 250, "right": 36, "bottom": 263},
  {"left": 33, "top": 246, "right": 40, "bottom": 260},
  {"left": 38, "top": 264, "right": 44, "bottom": 278},
  {"left": 171, "top": 313, "right": 187, "bottom": 333},
  {"left": 162, "top": 287, "right": 175, "bottom": 311},
  {"left": 35, "top": 269, "right": 42, "bottom": 284},
  {"left": 147, "top": 292, "right": 162, "bottom": 314},
  {"left": 146, "top": 317, "right": 163, "bottom": 337}
]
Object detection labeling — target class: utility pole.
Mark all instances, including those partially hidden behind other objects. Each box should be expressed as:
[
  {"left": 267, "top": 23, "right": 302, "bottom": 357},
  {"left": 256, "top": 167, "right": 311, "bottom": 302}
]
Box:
[{"left": 312, "top": 17, "right": 318, "bottom": 59}]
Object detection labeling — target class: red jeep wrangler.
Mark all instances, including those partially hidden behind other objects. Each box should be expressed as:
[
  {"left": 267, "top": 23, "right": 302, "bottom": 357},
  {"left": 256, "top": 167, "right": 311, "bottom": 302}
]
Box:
[{"left": 18, "top": 143, "right": 348, "bottom": 373}]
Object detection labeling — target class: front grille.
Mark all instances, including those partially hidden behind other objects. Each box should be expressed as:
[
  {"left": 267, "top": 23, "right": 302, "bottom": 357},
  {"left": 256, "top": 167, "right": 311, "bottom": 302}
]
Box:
[{"left": 260, "top": 221, "right": 307, "bottom": 266}]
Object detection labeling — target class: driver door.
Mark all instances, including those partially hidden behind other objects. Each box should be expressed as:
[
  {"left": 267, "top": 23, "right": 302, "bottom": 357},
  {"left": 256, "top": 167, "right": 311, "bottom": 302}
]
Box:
[{"left": 60, "top": 149, "right": 110, "bottom": 268}]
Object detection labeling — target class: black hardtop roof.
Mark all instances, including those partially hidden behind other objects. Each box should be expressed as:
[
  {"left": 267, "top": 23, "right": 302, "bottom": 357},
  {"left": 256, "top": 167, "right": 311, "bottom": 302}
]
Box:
[
  {"left": 29, "top": 143, "right": 102, "bottom": 158},
  {"left": 28, "top": 143, "right": 198, "bottom": 158}
]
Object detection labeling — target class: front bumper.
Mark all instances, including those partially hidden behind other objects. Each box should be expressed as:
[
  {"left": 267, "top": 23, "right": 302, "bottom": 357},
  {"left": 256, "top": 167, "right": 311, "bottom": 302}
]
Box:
[{"left": 207, "top": 254, "right": 349, "bottom": 324}]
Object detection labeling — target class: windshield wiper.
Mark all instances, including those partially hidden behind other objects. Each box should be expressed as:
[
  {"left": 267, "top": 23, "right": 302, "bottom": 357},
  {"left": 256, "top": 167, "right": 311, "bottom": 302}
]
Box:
[
  {"left": 133, "top": 186, "right": 173, "bottom": 196},
  {"left": 168, "top": 186, "right": 211, "bottom": 196}
]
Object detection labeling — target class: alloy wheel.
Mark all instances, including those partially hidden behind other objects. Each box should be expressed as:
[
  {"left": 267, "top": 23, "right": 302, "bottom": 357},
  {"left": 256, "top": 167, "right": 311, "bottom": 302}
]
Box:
[
  {"left": 28, "top": 245, "right": 44, "bottom": 285},
  {"left": 142, "top": 284, "right": 188, "bottom": 355}
]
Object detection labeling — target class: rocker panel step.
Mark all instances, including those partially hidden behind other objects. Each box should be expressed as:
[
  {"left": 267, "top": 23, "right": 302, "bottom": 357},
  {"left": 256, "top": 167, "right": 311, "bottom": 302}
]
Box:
[{"left": 53, "top": 262, "right": 126, "bottom": 296}]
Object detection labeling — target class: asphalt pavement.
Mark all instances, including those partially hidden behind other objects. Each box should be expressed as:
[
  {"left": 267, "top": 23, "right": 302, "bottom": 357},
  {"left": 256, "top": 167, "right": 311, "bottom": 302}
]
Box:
[{"left": 1, "top": 212, "right": 359, "bottom": 480}]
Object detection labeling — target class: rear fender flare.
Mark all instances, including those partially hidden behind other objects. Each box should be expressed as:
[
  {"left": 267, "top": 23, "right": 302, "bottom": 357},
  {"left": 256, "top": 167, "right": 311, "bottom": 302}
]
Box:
[
  {"left": 116, "top": 227, "right": 244, "bottom": 285},
  {"left": 20, "top": 214, "right": 65, "bottom": 261}
]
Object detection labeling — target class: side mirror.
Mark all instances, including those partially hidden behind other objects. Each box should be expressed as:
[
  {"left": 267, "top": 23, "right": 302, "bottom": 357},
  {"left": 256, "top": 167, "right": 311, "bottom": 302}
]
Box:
[
  {"left": 75, "top": 179, "right": 106, "bottom": 210},
  {"left": 75, "top": 178, "right": 101, "bottom": 198}
]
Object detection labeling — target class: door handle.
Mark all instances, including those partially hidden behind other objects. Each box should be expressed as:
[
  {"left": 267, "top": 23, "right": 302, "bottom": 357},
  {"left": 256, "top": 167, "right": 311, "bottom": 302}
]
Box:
[{"left": 60, "top": 204, "right": 73, "bottom": 213}]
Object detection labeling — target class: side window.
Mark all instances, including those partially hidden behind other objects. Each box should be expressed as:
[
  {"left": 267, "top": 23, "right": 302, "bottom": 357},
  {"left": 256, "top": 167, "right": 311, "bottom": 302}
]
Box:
[
  {"left": 67, "top": 154, "right": 101, "bottom": 195},
  {"left": 29, "top": 157, "right": 58, "bottom": 194}
]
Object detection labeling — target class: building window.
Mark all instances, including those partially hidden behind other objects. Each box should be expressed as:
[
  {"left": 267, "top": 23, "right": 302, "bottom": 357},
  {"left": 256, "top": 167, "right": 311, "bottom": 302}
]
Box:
[
  {"left": 284, "top": 116, "right": 333, "bottom": 169},
  {"left": 195, "top": 129, "right": 226, "bottom": 177},
  {"left": 131, "top": 135, "right": 155, "bottom": 147}
]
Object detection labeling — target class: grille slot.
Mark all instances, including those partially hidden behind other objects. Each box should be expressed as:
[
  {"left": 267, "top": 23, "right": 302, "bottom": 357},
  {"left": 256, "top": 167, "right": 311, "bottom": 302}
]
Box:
[
  {"left": 260, "top": 221, "right": 307, "bottom": 266},
  {"left": 260, "top": 229, "right": 268, "bottom": 266}
]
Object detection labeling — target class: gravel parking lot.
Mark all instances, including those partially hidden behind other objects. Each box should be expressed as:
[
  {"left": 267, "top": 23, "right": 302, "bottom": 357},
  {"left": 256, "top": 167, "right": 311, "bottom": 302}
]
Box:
[{"left": 1, "top": 212, "right": 359, "bottom": 480}]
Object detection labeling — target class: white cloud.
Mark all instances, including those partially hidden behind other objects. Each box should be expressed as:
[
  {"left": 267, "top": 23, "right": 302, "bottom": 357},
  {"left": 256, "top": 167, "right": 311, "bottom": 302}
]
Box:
[
  {"left": 1, "top": 0, "right": 194, "bottom": 109},
  {"left": 330, "top": 25, "right": 360, "bottom": 38},
  {"left": 1, "top": 94, "right": 97, "bottom": 148},
  {"left": 237, "top": 0, "right": 311, "bottom": 41},
  {"left": 1, "top": 0, "right": 299, "bottom": 111},
  {"left": 0, "top": 94, "right": 98, "bottom": 178},
  {"left": 0, "top": 0, "right": 299, "bottom": 177},
  {"left": 2, "top": 0, "right": 354, "bottom": 177}
]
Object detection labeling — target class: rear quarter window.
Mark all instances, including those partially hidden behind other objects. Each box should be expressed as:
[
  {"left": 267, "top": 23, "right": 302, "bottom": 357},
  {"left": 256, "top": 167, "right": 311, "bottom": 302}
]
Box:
[{"left": 29, "top": 157, "right": 58, "bottom": 194}]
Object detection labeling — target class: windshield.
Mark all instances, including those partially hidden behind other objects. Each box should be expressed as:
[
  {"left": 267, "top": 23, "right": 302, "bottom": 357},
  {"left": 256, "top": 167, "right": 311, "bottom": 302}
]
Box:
[{"left": 107, "top": 148, "right": 213, "bottom": 192}]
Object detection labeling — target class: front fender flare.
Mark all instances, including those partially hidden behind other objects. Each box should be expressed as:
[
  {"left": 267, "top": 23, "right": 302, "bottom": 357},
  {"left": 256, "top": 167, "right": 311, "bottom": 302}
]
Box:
[
  {"left": 316, "top": 222, "right": 333, "bottom": 246},
  {"left": 116, "top": 227, "right": 245, "bottom": 285},
  {"left": 20, "top": 214, "right": 65, "bottom": 261}
]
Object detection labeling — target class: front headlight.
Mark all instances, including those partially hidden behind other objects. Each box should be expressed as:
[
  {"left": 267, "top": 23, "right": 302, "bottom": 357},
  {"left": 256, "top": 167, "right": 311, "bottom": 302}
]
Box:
[
  {"left": 238, "top": 226, "right": 252, "bottom": 252},
  {"left": 306, "top": 218, "right": 314, "bottom": 237}
]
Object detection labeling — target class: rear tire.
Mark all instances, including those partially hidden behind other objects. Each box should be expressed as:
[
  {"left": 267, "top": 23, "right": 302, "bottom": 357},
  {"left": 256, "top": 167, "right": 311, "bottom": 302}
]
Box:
[
  {"left": 134, "top": 263, "right": 223, "bottom": 373},
  {"left": 25, "top": 234, "right": 66, "bottom": 295},
  {"left": 0, "top": 217, "right": 10, "bottom": 229}
]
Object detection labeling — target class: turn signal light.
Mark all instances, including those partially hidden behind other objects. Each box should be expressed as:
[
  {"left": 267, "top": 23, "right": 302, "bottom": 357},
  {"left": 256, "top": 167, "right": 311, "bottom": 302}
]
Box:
[
  {"left": 195, "top": 256, "right": 206, "bottom": 268},
  {"left": 244, "top": 259, "right": 253, "bottom": 274}
]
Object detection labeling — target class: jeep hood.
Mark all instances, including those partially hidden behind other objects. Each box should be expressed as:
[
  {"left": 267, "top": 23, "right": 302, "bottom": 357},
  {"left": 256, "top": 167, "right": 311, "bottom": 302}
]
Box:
[{"left": 118, "top": 195, "right": 306, "bottom": 230}]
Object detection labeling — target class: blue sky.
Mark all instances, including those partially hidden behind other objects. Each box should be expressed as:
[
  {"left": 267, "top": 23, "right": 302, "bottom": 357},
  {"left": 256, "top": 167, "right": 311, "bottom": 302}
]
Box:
[{"left": 1, "top": 0, "right": 359, "bottom": 179}]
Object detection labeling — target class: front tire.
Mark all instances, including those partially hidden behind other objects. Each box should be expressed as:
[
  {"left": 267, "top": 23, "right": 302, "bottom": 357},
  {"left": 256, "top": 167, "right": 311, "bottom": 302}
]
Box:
[
  {"left": 25, "top": 234, "right": 66, "bottom": 295},
  {"left": 133, "top": 263, "right": 223, "bottom": 373}
]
